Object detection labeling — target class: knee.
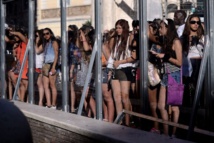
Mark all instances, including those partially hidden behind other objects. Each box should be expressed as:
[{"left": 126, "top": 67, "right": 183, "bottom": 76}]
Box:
[
  {"left": 43, "top": 83, "right": 49, "bottom": 89},
  {"left": 157, "top": 103, "right": 165, "bottom": 111},
  {"left": 171, "top": 106, "right": 179, "bottom": 114},
  {"left": 150, "top": 103, "right": 157, "bottom": 111},
  {"left": 49, "top": 82, "right": 56, "bottom": 88}
]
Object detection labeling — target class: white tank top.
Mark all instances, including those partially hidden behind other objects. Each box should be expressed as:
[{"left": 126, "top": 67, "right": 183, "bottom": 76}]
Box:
[
  {"left": 108, "top": 37, "right": 132, "bottom": 69},
  {"left": 35, "top": 50, "right": 44, "bottom": 68}
]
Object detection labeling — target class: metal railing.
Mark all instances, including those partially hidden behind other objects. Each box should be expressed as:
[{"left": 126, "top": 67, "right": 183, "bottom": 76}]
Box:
[{"left": 114, "top": 109, "right": 214, "bottom": 137}]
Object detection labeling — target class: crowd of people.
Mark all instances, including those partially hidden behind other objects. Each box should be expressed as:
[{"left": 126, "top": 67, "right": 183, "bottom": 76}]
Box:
[{"left": 1, "top": 9, "right": 205, "bottom": 138}]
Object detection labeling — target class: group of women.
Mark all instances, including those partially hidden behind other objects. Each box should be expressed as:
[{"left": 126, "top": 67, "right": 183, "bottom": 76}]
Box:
[{"left": 3, "top": 13, "right": 204, "bottom": 138}]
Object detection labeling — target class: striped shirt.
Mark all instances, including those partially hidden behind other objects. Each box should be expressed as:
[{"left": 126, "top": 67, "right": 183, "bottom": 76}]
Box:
[{"left": 164, "top": 62, "right": 180, "bottom": 73}]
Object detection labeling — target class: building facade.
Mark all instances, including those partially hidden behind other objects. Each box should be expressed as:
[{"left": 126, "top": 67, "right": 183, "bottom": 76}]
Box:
[
  {"left": 37, "top": 0, "right": 92, "bottom": 36},
  {"left": 5, "top": 0, "right": 204, "bottom": 36},
  {"left": 162, "top": 0, "right": 204, "bottom": 19}
]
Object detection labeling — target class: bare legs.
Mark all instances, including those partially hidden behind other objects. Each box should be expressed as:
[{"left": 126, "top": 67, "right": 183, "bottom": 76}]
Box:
[
  {"left": 43, "top": 74, "right": 57, "bottom": 107},
  {"left": 19, "top": 79, "right": 28, "bottom": 102},
  {"left": 148, "top": 87, "right": 159, "bottom": 130},
  {"left": 112, "top": 80, "right": 131, "bottom": 126},
  {"left": 37, "top": 73, "right": 44, "bottom": 106},
  {"left": 158, "top": 85, "right": 180, "bottom": 136},
  {"left": 70, "top": 81, "right": 76, "bottom": 112},
  {"left": 158, "top": 86, "right": 168, "bottom": 135},
  {"left": 8, "top": 71, "right": 17, "bottom": 100},
  {"left": 102, "top": 83, "right": 114, "bottom": 122}
]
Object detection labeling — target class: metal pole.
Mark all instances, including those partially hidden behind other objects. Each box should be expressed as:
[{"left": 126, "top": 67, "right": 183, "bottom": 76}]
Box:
[
  {"left": 187, "top": 36, "right": 210, "bottom": 139},
  {"left": 28, "top": 0, "right": 35, "bottom": 104},
  {"left": 77, "top": 40, "right": 97, "bottom": 115},
  {"left": 137, "top": 0, "right": 139, "bottom": 19},
  {"left": 205, "top": 0, "right": 214, "bottom": 132},
  {"left": 12, "top": 40, "right": 31, "bottom": 100},
  {"left": 0, "top": 1, "right": 6, "bottom": 99},
  {"left": 61, "top": 0, "right": 69, "bottom": 112},
  {"left": 139, "top": 0, "right": 149, "bottom": 130},
  {"left": 95, "top": 0, "right": 102, "bottom": 120},
  {"left": 165, "top": 0, "right": 168, "bottom": 18}
]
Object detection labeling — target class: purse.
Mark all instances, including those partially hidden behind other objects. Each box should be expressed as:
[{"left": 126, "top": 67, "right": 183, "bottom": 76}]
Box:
[
  {"left": 166, "top": 68, "right": 184, "bottom": 106},
  {"left": 148, "top": 62, "right": 161, "bottom": 86}
]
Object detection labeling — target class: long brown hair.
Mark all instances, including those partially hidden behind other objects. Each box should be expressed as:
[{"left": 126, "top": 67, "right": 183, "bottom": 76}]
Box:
[
  {"left": 112, "top": 19, "right": 130, "bottom": 60},
  {"left": 181, "top": 14, "right": 204, "bottom": 54},
  {"left": 78, "top": 25, "right": 95, "bottom": 62},
  {"left": 161, "top": 19, "right": 178, "bottom": 56}
]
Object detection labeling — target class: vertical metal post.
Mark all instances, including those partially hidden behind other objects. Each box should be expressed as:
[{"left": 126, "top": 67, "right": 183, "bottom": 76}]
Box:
[
  {"left": 205, "top": 0, "right": 214, "bottom": 132},
  {"left": 139, "top": 0, "right": 149, "bottom": 129},
  {"left": 77, "top": 40, "right": 97, "bottom": 115},
  {"left": 0, "top": 1, "right": 6, "bottom": 99},
  {"left": 95, "top": 0, "right": 102, "bottom": 120},
  {"left": 165, "top": 0, "right": 168, "bottom": 18},
  {"left": 13, "top": 41, "right": 31, "bottom": 100},
  {"left": 28, "top": 0, "right": 35, "bottom": 104},
  {"left": 61, "top": 0, "right": 69, "bottom": 112},
  {"left": 137, "top": 0, "right": 139, "bottom": 19}
]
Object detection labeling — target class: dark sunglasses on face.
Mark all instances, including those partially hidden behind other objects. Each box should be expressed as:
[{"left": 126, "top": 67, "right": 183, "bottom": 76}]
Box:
[
  {"left": 35, "top": 35, "right": 38, "bottom": 37},
  {"left": 43, "top": 32, "right": 50, "bottom": 36},
  {"left": 190, "top": 21, "right": 201, "bottom": 25}
]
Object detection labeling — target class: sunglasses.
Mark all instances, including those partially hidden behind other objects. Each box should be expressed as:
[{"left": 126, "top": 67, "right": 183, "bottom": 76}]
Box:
[
  {"left": 190, "top": 21, "right": 201, "bottom": 25},
  {"left": 43, "top": 32, "right": 50, "bottom": 36},
  {"left": 35, "top": 35, "right": 38, "bottom": 37}
]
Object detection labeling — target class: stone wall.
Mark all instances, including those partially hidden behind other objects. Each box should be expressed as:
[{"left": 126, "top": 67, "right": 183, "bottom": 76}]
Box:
[
  {"left": 28, "top": 118, "right": 102, "bottom": 143},
  {"left": 14, "top": 101, "right": 192, "bottom": 143}
]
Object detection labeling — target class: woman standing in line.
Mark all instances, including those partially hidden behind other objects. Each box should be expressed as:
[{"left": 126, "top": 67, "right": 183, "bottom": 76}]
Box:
[
  {"left": 150, "top": 19, "right": 182, "bottom": 137},
  {"left": 74, "top": 25, "right": 96, "bottom": 118},
  {"left": 180, "top": 14, "right": 204, "bottom": 107},
  {"left": 42, "top": 28, "right": 59, "bottom": 109},
  {"left": 102, "top": 29, "right": 115, "bottom": 122},
  {"left": 107, "top": 19, "right": 134, "bottom": 126},
  {"left": 68, "top": 25, "right": 79, "bottom": 113},
  {"left": 10, "top": 28, "right": 29, "bottom": 102},
  {"left": 35, "top": 29, "right": 45, "bottom": 106}
]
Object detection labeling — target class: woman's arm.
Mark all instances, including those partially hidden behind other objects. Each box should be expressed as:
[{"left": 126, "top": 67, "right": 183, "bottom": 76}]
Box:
[
  {"left": 35, "top": 44, "right": 43, "bottom": 54},
  {"left": 102, "top": 43, "right": 111, "bottom": 61},
  {"left": 152, "top": 40, "right": 182, "bottom": 67},
  {"left": 10, "top": 31, "right": 28, "bottom": 44},
  {"left": 80, "top": 30, "right": 91, "bottom": 51},
  {"left": 12, "top": 43, "right": 19, "bottom": 58},
  {"left": 51, "top": 41, "right": 59, "bottom": 72},
  {"left": 169, "top": 39, "right": 182, "bottom": 66}
]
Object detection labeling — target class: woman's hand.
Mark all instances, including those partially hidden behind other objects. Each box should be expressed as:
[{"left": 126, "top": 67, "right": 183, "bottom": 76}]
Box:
[
  {"left": 149, "top": 50, "right": 164, "bottom": 58},
  {"left": 49, "top": 68, "right": 56, "bottom": 76},
  {"left": 13, "top": 43, "right": 19, "bottom": 49},
  {"left": 155, "top": 53, "right": 164, "bottom": 58},
  {"left": 79, "top": 30, "right": 86, "bottom": 42},
  {"left": 113, "top": 60, "right": 120, "bottom": 68}
]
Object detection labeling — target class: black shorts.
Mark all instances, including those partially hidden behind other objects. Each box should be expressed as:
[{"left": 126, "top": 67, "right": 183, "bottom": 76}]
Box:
[{"left": 112, "top": 67, "right": 132, "bottom": 81}]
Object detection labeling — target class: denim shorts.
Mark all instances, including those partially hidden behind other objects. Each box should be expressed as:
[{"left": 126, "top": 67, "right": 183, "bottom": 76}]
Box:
[
  {"left": 102, "top": 68, "right": 110, "bottom": 84},
  {"left": 161, "top": 70, "right": 181, "bottom": 87}
]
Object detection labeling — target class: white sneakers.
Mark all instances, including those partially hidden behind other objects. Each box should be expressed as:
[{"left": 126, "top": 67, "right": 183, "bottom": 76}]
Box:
[
  {"left": 51, "top": 106, "right": 57, "bottom": 109},
  {"left": 45, "top": 106, "right": 57, "bottom": 110}
]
